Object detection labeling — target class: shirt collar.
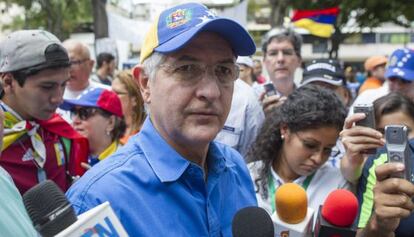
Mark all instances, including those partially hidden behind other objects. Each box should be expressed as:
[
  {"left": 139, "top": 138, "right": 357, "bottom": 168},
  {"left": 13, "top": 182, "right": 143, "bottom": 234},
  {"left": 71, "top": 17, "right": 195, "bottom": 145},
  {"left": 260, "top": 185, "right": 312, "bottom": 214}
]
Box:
[
  {"left": 0, "top": 100, "right": 23, "bottom": 121},
  {"left": 270, "top": 166, "right": 307, "bottom": 186},
  {"left": 136, "top": 118, "right": 230, "bottom": 182}
]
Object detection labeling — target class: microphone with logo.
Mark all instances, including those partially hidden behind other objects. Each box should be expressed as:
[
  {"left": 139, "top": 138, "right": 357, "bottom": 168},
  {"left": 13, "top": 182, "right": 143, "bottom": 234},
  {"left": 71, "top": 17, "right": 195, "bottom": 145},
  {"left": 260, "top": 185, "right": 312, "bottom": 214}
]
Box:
[
  {"left": 313, "top": 189, "right": 358, "bottom": 237},
  {"left": 232, "top": 206, "right": 274, "bottom": 237},
  {"left": 23, "top": 180, "right": 128, "bottom": 237},
  {"left": 271, "top": 183, "right": 315, "bottom": 237}
]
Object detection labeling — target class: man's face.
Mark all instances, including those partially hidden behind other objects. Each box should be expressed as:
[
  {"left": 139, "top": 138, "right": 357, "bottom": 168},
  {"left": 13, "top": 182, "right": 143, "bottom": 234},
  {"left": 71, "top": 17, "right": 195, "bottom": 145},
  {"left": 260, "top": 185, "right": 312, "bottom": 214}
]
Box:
[
  {"left": 144, "top": 32, "right": 235, "bottom": 152},
  {"left": 6, "top": 68, "right": 70, "bottom": 120},
  {"left": 106, "top": 60, "right": 116, "bottom": 77},
  {"left": 263, "top": 39, "right": 301, "bottom": 84},
  {"left": 388, "top": 77, "right": 414, "bottom": 100},
  {"left": 238, "top": 64, "right": 252, "bottom": 84},
  {"left": 372, "top": 64, "right": 386, "bottom": 81},
  {"left": 66, "top": 47, "right": 93, "bottom": 91},
  {"left": 253, "top": 60, "right": 262, "bottom": 76}
]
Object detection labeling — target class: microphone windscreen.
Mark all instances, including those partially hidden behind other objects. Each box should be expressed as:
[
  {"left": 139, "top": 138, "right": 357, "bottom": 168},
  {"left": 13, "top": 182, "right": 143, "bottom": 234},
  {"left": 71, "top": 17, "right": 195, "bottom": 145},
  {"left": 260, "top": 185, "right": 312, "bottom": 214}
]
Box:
[
  {"left": 321, "top": 189, "right": 359, "bottom": 227},
  {"left": 232, "top": 206, "right": 274, "bottom": 237},
  {"left": 23, "top": 180, "right": 77, "bottom": 237},
  {"left": 275, "top": 183, "right": 307, "bottom": 224}
]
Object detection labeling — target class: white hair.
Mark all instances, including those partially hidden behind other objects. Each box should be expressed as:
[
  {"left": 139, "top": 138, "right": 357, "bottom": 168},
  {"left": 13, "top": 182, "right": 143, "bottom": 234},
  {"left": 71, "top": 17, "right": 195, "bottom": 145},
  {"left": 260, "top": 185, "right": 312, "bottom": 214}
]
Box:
[{"left": 142, "top": 52, "right": 166, "bottom": 80}]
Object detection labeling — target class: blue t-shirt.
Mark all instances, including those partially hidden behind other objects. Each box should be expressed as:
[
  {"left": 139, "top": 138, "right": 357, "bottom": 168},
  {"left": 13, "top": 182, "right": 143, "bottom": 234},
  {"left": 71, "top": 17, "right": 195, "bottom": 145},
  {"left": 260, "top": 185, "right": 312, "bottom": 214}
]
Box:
[
  {"left": 66, "top": 118, "right": 257, "bottom": 236},
  {"left": 0, "top": 167, "right": 38, "bottom": 237},
  {"left": 357, "top": 139, "right": 414, "bottom": 237}
]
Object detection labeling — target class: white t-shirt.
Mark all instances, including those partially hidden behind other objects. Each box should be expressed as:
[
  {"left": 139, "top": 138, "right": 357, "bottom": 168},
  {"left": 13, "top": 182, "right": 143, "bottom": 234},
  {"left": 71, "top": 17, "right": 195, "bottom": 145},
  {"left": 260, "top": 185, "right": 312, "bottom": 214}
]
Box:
[
  {"left": 348, "top": 82, "right": 389, "bottom": 117},
  {"left": 248, "top": 161, "right": 351, "bottom": 216},
  {"left": 215, "top": 79, "right": 265, "bottom": 158}
]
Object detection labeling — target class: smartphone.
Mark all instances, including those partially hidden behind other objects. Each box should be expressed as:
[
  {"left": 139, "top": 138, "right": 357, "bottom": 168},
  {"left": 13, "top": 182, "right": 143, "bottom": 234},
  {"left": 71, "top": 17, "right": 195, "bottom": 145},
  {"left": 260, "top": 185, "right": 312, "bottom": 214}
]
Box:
[
  {"left": 264, "top": 83, "right": 278, "bottom": 97},
  {"left": 353, "top": 104, "right": 376, "bottom": 154},
  {"left": 354, "top": 104, "right": 376, "bottom": 128},
  {"left": 385, "top": 125, "right": 414, "bottom": 182}
]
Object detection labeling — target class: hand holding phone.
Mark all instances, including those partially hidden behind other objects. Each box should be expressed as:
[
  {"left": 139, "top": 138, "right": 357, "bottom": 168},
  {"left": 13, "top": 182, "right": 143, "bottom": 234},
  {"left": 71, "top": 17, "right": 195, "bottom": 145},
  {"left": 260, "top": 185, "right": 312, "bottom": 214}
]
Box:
[
  {"left": 385, "top": 125, "right": 414, "bottom": 183},
  {"left": 353, "top": 104, "right": 376, "bottom": 154},
  {"left": 264, "top": 83, "right": 278, "bottom": 97}
]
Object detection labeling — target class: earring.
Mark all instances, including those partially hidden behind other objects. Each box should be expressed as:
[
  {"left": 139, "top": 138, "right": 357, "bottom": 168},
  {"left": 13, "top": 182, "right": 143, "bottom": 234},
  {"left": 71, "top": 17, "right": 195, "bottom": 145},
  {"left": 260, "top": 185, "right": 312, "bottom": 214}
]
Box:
[
  {"left": 106, "top": 130, "right": 111, "bottom": 136},
  {"left": 281, "top": 134, "right": 285, "bottom": 140}
]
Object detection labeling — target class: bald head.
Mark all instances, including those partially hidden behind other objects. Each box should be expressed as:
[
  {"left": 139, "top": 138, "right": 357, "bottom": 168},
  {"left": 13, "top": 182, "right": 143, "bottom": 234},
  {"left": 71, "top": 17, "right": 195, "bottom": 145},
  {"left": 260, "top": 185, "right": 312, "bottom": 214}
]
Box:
[
  {"left": 63, "top": 39, "right": 91, "bottom": 60},
  {"left": 63, "top": 39, "right": 94, "bottom": 91}
]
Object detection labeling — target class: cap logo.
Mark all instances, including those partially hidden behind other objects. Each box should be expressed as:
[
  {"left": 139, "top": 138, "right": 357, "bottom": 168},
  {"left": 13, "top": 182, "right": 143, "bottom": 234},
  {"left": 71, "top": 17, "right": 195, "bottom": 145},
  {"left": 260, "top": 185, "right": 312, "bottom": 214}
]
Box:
[
  {"left": 307, "top": 63, "right": 336, "bottom": 72},
  {"left": 166, "top": 9, "right": 192, "bottom": 29}
]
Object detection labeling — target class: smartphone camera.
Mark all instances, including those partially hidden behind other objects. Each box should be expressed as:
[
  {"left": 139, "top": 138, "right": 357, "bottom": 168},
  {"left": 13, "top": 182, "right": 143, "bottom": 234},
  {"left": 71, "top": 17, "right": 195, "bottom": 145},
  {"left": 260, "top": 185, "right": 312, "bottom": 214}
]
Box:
[{"left": 385, "top": 125, "right": 414, "bottom": 183}]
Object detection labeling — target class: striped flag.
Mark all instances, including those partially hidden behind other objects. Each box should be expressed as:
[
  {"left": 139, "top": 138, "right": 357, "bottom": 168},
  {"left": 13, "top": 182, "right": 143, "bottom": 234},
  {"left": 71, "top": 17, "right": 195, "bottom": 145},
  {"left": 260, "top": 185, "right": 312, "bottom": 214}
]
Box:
[{"left": 291, "top": 7, "right": 339, "bottom": 38}]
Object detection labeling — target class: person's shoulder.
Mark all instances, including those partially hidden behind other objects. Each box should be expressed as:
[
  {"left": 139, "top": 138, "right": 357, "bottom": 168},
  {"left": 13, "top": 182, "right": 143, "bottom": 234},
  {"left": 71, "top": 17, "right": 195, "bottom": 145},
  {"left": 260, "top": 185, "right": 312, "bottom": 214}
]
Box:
[
  {"left": 212, "top": 141, "right": 250, "bottom": 171},
  {"left": 213, "top": 141, "right": 242, "bottom": 162},
  {"left": 234, "top": 80, "right": 259, "bottom": 101},
  {"left": 66, "top": 143, "right": 149, "bottom": 212},
  {"left": 89, "top": 79, "right": 111, "bottom": 90}
]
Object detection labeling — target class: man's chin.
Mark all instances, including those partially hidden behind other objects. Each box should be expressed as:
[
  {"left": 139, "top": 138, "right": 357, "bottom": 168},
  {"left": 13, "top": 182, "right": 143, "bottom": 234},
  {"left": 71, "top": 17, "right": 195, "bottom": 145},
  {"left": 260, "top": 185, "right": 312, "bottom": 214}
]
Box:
[{"left": 36, "top": 111, "right": 55, "bottom": 121}]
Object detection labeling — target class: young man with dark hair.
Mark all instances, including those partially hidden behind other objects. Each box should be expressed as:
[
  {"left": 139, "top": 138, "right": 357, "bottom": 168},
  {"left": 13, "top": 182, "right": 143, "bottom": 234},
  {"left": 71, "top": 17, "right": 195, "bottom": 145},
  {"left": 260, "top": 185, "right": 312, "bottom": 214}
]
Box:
[
  {"left": 0, "top": 30, "right": 88, "bottom": 194},
  {"left": 91, "top": 52, "right": 116, "bottom": 85}
]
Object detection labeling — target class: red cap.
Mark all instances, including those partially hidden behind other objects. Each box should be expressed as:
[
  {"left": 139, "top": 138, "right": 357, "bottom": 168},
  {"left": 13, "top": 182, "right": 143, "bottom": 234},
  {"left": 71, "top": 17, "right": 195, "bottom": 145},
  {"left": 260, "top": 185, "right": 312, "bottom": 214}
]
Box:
[{"left": 60, "top": 88, "right": 123, "bottom": 117}]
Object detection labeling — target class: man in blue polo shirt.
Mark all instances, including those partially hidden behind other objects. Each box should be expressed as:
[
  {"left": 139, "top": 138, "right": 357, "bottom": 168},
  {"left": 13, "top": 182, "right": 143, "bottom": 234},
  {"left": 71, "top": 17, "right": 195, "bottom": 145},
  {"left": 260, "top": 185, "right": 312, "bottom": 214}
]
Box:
[{"left": 66, "top": 2, "right": 257, "bottom": 236}]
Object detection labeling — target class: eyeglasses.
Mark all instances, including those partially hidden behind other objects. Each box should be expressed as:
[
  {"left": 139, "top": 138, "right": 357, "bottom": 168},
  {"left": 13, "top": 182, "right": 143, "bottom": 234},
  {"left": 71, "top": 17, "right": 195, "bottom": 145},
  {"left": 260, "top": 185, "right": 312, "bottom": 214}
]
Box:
[
  {"left": 294, "top": 132, "right": 333, "bottom": 157},
  {"left": 70, "top": 107, "right": 99, "bottom": 120},
  {"left": 266, "top": 49, "right": 296, "bottom": 58},
  {"left": 159, "top": 62, "right": 239, "bottom": 86},
  {"left": 70, "top": 59, "right": 89, "bottom": 67}
]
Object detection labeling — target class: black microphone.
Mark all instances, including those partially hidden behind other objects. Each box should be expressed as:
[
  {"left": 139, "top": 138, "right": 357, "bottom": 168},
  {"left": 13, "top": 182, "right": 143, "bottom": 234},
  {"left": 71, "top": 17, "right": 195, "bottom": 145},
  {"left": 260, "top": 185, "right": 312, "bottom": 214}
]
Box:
[
  {"left": 232, "top": 206, "right": 274, "bottom": 237},
  {"left": 23, "top": 180, "right": 77, "bottom": 237}
]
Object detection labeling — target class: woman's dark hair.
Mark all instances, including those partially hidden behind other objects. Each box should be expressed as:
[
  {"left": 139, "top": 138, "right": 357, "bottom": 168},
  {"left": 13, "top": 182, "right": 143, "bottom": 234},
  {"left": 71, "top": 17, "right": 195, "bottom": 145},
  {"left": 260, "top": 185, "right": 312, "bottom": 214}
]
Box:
[
  {"left": 374, "top": 92, "right": 414, "bottom": 125},
  {"left": 97, "top": 109, "right": 126, "bottom": 142},
  {"left": 247, "top": 84, "right": 347, "bottom": 199}
]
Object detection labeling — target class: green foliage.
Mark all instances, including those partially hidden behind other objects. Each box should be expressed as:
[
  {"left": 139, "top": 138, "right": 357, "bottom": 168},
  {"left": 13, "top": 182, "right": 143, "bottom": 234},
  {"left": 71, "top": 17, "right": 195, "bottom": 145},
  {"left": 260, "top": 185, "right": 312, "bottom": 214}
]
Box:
[{"left": 2, "top": 0, "right": 92, "bottom": 40}]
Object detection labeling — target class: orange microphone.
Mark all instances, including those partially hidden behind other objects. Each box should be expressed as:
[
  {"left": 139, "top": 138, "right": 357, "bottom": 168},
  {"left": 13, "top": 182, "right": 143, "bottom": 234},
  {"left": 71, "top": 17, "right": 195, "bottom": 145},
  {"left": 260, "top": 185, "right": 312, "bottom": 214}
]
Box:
[{"left": 272, "top": 183, "right": 314, "bottom": 237}]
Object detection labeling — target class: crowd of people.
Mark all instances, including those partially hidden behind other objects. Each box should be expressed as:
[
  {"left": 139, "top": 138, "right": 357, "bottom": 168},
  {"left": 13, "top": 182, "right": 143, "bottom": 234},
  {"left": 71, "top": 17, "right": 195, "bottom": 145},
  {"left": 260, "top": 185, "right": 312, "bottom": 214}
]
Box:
[{"left": 0, "top": 2, "right": 414, "bottom": 237}]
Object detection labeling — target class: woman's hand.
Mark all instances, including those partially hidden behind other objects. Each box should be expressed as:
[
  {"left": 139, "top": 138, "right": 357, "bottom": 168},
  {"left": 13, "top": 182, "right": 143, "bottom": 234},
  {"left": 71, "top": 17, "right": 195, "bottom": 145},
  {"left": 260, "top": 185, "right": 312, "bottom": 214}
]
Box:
[{"left": 340, "top": 113, "right": 385, "bottom": 183}]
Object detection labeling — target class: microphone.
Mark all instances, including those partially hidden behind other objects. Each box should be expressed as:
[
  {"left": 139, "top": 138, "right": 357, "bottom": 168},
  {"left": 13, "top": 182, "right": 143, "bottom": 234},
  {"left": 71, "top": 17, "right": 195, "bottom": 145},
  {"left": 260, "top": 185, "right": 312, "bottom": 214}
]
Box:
[
  {"left": 23, "top": 180, "right": 77, "bottom": 237},
  {"left": 232, "top": 206, "right": 274, "bottom": 237},
  {"left": 271, "top": 183, "right": 314, "bottom": 237},
  {"left": 23, "top": 180, "right": 128, "bottom": 237},
  {"left": 314, "top": 189, "right": 358, "bottom": 237}
]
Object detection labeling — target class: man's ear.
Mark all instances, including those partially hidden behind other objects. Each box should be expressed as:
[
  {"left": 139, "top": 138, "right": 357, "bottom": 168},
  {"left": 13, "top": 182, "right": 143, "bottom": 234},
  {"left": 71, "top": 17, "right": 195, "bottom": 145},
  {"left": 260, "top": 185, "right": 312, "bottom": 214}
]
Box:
[
  {"left": 133, "top": 65, "right": 151, "bottom": 104},
  {"left": 1, "top": 73, "right": 15, "bottom": 93}
]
